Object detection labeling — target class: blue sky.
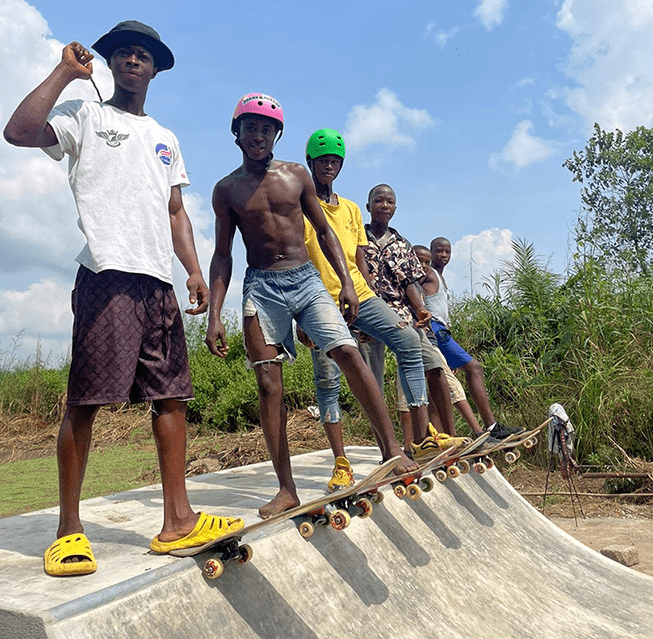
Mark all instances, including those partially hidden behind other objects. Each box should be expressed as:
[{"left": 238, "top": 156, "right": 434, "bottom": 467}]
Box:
[{"left": 1, "top": 0, "right": 652, "bottom": 364}]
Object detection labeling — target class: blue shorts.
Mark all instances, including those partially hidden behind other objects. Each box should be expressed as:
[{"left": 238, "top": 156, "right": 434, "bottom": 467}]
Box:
[
  {"left": 242, "top": 261, "right": 357, "bottom": 365},
  {"left": 428, "top": 320, "right": 473, "bottom": 370}
]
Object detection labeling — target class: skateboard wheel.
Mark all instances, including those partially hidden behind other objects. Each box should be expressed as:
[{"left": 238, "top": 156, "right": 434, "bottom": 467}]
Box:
[
  {"left": 459, "top": 460, "right": 471, "bottom": 474},
  {"left": 447, "top": 465, "right": 461, "bottom": 479},
  {"left": 524, "top": 437, "right": 536, "bottom": 449},
  {"left": 505, "top": 451, "right": 518, "bottom": 464},
  {"left": 355, "top": 497, "right": 373, "bottom": 518},
  {"left": 329, "top": 509, "right": 351, "bottom": 531},
  {"left": 370, "top": 491, "right": 384, "bottom": 504},
  {"left": 299, "top": 521, "right": 315, "bottom": 538},
  {"left": 474, "top": 461, "right": 487, "bottom": 474},
  {"left": 406, "top": 484, "right": 422, "bottom": 500},
  {"left": 394, "top": 484, "right": 407, "bottom": 499},
  {"left": 435, "top": 469, "right": 447, "bottom": 483},
  {"left": 421, "top": 476, "right": 435, "bottom": 492},
  {"left": 485, "top": 457, "right": 495, "bottom": 470},
  {"left": 203, "top": 558, "right": 224, "bottom": 580},
  {"left": 237, "top": 544, "right": 254, "bottom": 564}
]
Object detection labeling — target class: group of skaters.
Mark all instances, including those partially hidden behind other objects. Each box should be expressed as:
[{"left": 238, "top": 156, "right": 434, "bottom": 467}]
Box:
[{"left": 4, "top": 20, "right": 521, "bottom": 577}]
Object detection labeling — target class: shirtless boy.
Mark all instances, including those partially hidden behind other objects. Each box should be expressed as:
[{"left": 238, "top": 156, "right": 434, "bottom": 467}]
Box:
[
  {"left": 4, "top": 21, "right": 243, "bottom": 576},
  {"left": 420, "top": 238, "right": 522, "bottom": 440},
  {"left": 205, "top": 96, "right": 417, "bottom": 518}
]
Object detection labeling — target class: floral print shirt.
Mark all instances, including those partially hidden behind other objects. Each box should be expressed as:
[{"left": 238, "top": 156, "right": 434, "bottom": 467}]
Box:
[{"left": 362, "top": 224, "right": 424, "bottom": 323}]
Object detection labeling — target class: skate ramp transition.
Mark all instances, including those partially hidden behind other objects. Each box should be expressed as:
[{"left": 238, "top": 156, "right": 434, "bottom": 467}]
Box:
[{"left": 1, "top": 446, "right": 651, "bottom": 639}]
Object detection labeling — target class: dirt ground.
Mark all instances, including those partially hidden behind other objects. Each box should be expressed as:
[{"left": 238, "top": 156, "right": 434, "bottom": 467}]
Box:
[{"left": 2, "top": 406, "right": 652, "bottom": 578}]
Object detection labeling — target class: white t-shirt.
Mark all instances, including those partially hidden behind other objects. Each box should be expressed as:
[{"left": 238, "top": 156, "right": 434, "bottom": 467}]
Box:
[{"left": 43, "top": 100, "right": 189, "bottom": 284}]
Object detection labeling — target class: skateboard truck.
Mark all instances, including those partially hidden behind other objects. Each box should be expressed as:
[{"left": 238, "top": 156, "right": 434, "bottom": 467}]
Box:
[{"left": 203, "top": 538, "right": 254, "bottom": 580}]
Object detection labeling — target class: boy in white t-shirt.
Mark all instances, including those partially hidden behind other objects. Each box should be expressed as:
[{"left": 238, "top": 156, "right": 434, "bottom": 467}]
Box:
[{"left": 4, "top": 21, "right": 243, "bottom": 576}]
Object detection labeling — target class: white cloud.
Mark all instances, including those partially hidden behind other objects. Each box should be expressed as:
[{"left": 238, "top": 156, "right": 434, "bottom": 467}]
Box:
[
  {"left": 172, "top": 191, "right": 244, "bottom": 319},
  {"left": 474, "top": 0, "right": 509, "bottom": 31},
  {"left": 0, "top": 155, "right": 68, "bottom": 199},
  {"left": 489, "top": 120, "right": 555, "bottom": 170},
  {"left": 344, "top": 88, "right": 436, "bottom": 154},
  {"left": 446, "top": 228, "right": 515, "bottom": 296},
  {"left": 0, "top": 0, "right": 116, "bottom": 280},
  {"left": 0, "top": 279, "right": 70, "bottom": 334},
  {"left": 425, "top": 22, "right": 460, "bottom": 49},
  {"left": 435, "top": 27, "right": 460, "bottom": 49},
  {"left": 556, "top": 0, "right": 653, "bottom": 131}
]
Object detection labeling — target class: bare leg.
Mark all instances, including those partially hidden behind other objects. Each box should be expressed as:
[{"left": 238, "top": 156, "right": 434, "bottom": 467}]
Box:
[
  {"left": 324, "top": 420, "right": 347, "bottom": 458},
  {"left": 399, "top": 410, "right": 412, "bottom": 452},
  {"left": 454, "top": 399, "right": 483, "bottom": 434},
  {"left": 426, "top": 399, "right": 444, "bottom": 434},
  {"left": 56, "top": 404, "right": 100, "bottom": 546},
  {"left": 330, "top": 345, "right": 418, "bottom": 474},
  {"left": 151, "top": 398, "right": 201, "bottom": 541},
  {"left": 425, "top": 368, "right": 456, "bottom": 436},
  {"left": 409, "top": 403, "right": 431, "bottom": 445},
  {"left": 244, "top": 315, "right": 299, "bottom": 518},
  {"left": 461, "top": 359, "right": 495, "bottom": 428}
]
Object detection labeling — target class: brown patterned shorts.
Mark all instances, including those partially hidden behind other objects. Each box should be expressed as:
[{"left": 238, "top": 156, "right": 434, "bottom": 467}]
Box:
[{"left": 67, "top": 266, "right": 193, "bottom": 406}]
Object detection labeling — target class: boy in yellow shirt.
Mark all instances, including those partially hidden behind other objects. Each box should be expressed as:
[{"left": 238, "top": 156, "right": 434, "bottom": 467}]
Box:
[{"left": 300, "top": 129, "right": 462, "bottom": 489}]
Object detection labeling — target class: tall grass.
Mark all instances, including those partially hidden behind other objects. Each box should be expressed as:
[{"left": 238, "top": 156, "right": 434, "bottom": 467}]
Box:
[
  {"left": 452, "top": 240, "right": 653, "bottom": 463},
  {"left": 2, "top": 245, "right": 652, "bottom": 465}
]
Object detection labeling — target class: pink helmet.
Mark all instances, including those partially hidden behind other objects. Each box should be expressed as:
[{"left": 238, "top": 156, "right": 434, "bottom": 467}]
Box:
[{"left": 231, "top": 93, "right": 284, "bottom": 136}]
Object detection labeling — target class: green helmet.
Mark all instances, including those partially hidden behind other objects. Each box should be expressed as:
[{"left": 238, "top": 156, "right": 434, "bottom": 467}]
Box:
[{"left": 306, "top": 128, "right": 345, "bottom": 160}]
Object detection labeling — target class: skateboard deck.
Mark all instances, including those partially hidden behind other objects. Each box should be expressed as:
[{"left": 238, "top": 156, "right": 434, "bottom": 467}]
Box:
[
  {"left": 429, "top": 431, "right": 492, "bottom": 481},
  {"left": 169, "top": 455, "right": 404, "bottom": 576},
  {"left": 363, "top": 439, "right": 478, "bottom": 501},
  {"left": 458, "top": 418, "right": 553, "bottom": 471}
]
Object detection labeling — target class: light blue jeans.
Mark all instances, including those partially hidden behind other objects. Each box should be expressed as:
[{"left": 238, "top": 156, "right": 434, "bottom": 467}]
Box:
[
  {"left": 312, "top": 295, "right": 427, "bottom": 423},
  {"left": 243, "top": 262, "right": 357, "bottom": 366}
]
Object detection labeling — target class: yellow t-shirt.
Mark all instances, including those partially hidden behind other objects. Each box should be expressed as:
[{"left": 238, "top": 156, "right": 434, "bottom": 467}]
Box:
[{"left": 304, "top": 196, "right": 376, "bottom": 305}]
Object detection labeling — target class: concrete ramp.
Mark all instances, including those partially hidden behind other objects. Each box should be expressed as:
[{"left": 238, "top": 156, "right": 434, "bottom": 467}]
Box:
[{"left": 1, "top": 446, "right": 651, "bottom": 639}]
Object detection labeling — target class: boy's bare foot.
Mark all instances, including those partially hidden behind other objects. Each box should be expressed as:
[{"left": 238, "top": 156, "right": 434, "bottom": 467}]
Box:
[
  {"left": 155, "top": 512, "right": 200, "bottom": 543},
  {"left": 390, "top": 449, "right": 420, "bottom": 475},
  {"left": 259, "top": 487, "right": 300, "bottom": 519}
]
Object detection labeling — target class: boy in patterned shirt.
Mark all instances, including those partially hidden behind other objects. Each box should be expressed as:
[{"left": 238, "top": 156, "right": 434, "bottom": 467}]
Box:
[{"left": 362, "top": 184, "right": 460, "bottom": 453}]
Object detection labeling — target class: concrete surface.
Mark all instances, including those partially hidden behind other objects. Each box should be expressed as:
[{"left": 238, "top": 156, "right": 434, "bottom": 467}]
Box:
[{"left": 1, "top": 446, "right": 652, "bottom": 639}]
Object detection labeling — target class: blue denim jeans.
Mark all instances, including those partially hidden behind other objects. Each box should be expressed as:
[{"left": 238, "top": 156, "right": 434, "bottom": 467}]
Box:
[
  {"left": 242, "top": 262, "right": 356, "bottom": 365},
  {"left": 312, "top": 295, "right": 427, "bottom": 423}
]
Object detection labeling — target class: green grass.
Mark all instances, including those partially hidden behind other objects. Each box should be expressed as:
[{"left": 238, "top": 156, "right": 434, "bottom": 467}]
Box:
[{"left": 0, "top": 445, "right": 158, "bottom": 517}]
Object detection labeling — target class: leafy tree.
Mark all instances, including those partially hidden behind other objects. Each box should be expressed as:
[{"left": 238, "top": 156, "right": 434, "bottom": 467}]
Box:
[{"left": 564, "top": 123, "right": 653, "bottom": 274}]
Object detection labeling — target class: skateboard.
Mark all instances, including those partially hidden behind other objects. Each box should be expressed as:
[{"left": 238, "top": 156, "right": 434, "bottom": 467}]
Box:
[
  {"left": 169, "top": 455, "right": 403, "bottom": 578},
  {"left": 429, "top": 431, "right": 492, "bottom": 482},
  {"left": 370, "top": 440, "right": 478, "bottom": 502},
  {"left": 460, "top": 417, "right": 553, "bottom": 472}
]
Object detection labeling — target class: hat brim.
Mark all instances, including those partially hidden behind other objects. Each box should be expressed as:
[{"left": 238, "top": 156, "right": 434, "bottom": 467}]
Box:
[{"left": 92, "top": 31, "right": 174, "bottom": 71}]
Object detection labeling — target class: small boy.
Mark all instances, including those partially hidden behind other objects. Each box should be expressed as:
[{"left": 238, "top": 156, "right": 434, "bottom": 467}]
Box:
[
  {"left": 418, "top": 238, "right": 522, "bottom": 440},
  {"left": 205, "top": 97, "right": 417, "bottom": 518}
]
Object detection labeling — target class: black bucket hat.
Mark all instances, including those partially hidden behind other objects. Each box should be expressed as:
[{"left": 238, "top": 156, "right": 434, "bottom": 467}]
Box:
[{"left": 92, "top": 20, "right": 174, "bottom": 71}]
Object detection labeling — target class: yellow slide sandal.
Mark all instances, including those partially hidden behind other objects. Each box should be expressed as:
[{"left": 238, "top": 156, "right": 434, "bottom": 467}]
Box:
[
  {"left": 44, "top": 533, "right": 97, "bottom": 577},
  {"left": 150, "top": 512, "right": 244, "bottom": 554}
]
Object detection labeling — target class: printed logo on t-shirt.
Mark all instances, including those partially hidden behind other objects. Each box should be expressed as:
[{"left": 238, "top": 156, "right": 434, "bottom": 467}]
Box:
[
  {"left": 156, "top": 143, "right": 172, "bottom": 166},
  {"left": 95, "top": 129, "right": 129, "bottom": 147}
]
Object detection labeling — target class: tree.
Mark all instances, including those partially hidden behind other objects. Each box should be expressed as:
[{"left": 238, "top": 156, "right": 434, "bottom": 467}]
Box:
[{"left": 564, "top": 123, "right": 653, "bottom": 275}]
